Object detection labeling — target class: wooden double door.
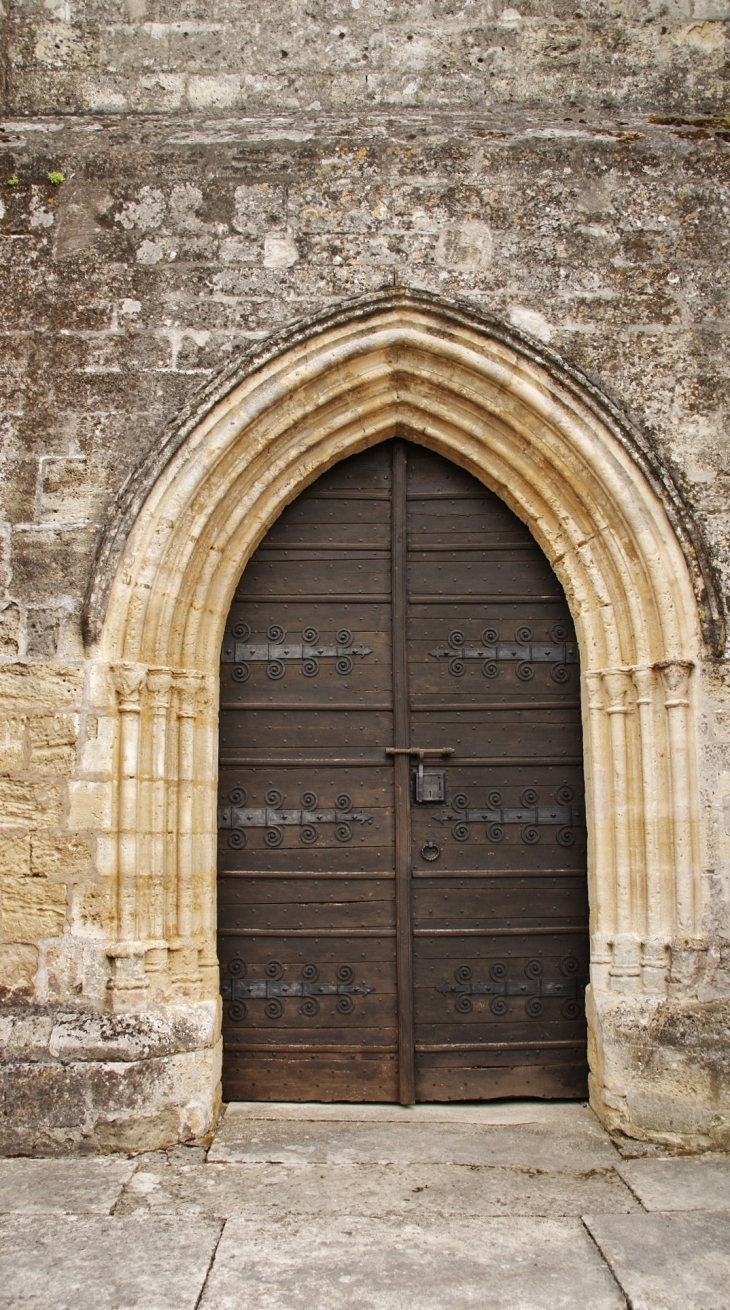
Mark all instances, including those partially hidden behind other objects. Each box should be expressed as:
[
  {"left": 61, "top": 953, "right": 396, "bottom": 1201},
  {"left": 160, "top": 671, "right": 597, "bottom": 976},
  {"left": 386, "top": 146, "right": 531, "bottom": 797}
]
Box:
[{"left": 217, "top": 440, "right": 589, "bottom": 1104}]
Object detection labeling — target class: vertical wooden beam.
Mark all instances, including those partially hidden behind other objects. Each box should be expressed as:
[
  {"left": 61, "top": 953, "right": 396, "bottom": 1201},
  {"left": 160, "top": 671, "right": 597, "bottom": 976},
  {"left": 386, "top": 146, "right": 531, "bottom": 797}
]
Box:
[{"left": 392, "top": 440, "right": 415, "bottom": 1105}]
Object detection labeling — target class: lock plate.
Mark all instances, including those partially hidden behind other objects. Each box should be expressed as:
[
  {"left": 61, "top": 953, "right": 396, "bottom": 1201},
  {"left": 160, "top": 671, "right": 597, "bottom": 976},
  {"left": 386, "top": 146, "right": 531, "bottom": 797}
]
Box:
[{"left": 414, "top": 767, "right": 446, "bottom": 803}]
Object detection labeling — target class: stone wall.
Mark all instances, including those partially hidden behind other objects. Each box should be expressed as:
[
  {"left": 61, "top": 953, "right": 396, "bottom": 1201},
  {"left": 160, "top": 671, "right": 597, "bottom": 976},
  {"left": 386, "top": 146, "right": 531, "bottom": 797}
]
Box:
[
  {"left": 4, "top": 0, "right": 730, "bottom": 117},
  {"left": 0, "top": 1, "right": 729, "bottom": 1152}
]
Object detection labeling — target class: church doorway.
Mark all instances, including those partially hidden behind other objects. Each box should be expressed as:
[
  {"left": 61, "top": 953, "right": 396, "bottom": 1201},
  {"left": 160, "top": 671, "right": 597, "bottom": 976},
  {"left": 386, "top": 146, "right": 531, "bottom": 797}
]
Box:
[{"left": 217, "top": 439, "right": 589, "bottom": 1104}]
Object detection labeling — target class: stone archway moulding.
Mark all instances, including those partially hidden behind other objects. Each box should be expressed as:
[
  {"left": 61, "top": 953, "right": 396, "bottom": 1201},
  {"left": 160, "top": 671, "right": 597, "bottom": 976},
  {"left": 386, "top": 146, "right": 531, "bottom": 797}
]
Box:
[{"left": 83, "top": 289, "right": 719, "bottom": 1132}]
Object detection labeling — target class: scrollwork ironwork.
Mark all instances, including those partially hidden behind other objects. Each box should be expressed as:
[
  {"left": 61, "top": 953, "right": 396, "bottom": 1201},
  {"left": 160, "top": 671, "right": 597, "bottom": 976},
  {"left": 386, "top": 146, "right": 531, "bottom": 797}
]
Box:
[
  {"left": 219, "top": 789, "right": 373, "bottom": 847},
  {"left": 430, "top": 785, "right": 584, "bottom": 845},
  {"left": 222, "top": 626, "right": 372, "bottom": 681},
  {"left": 436, "top": 957, "right": 587, "bottom": 1017},
  {"left": 220, "top": 959, "right": 375, "bottom": 1021},
  {"left": 429, "top": 625, "right": 578, "bottom": 680}
]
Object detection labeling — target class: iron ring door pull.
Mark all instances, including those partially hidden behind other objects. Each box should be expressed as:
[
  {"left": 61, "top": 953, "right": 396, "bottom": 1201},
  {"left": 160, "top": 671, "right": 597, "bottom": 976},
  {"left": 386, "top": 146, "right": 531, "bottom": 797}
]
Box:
[{"left": 386, "top": 747, "right": 454, "bottom": 804}]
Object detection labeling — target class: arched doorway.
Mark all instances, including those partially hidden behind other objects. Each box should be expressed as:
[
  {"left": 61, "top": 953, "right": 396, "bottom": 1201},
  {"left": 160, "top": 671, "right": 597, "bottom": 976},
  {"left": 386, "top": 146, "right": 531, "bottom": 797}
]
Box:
[
  {"left": 85, "top": 290, "right": 713, "bottom": 1146},
  {"left": 217, "top": 438, "right": 588, "bottom": 1104}
]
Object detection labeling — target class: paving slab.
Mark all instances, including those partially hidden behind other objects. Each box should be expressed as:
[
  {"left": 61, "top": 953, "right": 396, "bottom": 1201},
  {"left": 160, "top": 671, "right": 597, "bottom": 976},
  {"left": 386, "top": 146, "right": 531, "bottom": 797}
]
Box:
[
  {"left": 616, "top": 1155, "right": 730, "bottom": 1211},
  {"left": 0, "top": 1157, "right": 135, "bottom": 1214},
  {"left": 209, "top": 1115, "right": 618, "bottom": 1171},
  {"left": 199, "top": 1215, "right": 626, "bottom": 1310},
  {"left": 118, "top": 1159, "right": 639, "bottom": 1219},
  {"left": 585, "top": 1212, "right": 730, "bottom": 1310},
  {"left": 224, "top": 1099, "right": 593, "bottom": 1125},
  {"left": 0, "top": 1214, "right": 222, "bottom": 1310}
]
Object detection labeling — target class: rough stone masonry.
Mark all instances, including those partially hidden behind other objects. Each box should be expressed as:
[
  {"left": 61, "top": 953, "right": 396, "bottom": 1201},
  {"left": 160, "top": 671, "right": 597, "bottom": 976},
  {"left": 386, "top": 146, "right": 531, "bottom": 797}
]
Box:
[{"left": 0, "top": 0, "right": 729, "bottom": 1155}]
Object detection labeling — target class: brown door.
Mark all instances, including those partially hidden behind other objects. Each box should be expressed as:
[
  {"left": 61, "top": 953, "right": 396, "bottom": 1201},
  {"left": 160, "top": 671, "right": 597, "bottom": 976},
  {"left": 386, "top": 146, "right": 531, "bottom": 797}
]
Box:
[{"left": 217, "top": 440, "right": 588, "bottom": 1103}]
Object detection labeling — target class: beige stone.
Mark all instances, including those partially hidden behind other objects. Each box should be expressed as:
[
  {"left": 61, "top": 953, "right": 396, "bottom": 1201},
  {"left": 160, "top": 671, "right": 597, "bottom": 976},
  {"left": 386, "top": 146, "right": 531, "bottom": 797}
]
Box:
[
  {"left": 69, "top": 881, "right": 112, "bottom": 934},
  {"left": 0, "top": 780, "right": 62, "bottom": 830},
  {"left": 37, "top": 458, "right": 110, "bottom": 526},
  {"left": 0, "top": 718, "right": 25, "bottom": 775},
  {"left": 67, "top": 780, "right": 113, "bottom": 830},
  {"left": 28, "top": 715, "right": 78, "bottom": 776},
  {"left": 0, "top": 666, "right": 83, "bottom": 713},
  {"left": 0, "top": 834, "right": 31, "bottom": 879},
  {"left": 30, "top": 833, "right": 91, "bottom": 880},
  {"left": 0, "top": 605, "right": 21, "bottom": 659},
  {"left": 1, "top": 876, "right": 67, "bottom": 941},
  {"left": 0, "top": 945, "right": 38, "bottom": 1000}
]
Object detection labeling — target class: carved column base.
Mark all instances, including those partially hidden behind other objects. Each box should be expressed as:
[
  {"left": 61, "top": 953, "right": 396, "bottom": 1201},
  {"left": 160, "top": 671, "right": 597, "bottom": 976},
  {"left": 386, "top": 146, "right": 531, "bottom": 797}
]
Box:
[
  {"left": 169, "top": 938, "right": 202, "bottom": 1000},
  {"left": 107, "top": 942, "right": 150, "bottom": 1012},
  {"left": 590, "top": 933, "right": 613, "bottom": 992},
  {"left": 668, "top": 937, "right": 708, "bottom": 996},
  {"left": 609, "top": 933, "right": 643, "bottom": 995},
  {"left": 641, "top": 937, "right": 669, "bottom": 995},
  {"left": 144, "top": 941, "right": 171, "bottom": 1002},
  {"left": 197, "top": 939, "right": 221, "bottom": 997}
]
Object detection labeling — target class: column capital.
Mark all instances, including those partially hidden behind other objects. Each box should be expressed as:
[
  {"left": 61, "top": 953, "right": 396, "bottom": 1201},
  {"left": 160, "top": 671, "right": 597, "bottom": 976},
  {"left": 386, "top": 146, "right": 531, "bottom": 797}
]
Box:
[
  {"left": 655, "top": 659, "right": 694, "bottom": 706},
  {"left": 630, "top": 664, "right": 656, "bottom": 703},
  {"left": 111, "top": 662, "right": 147, "bottom": 712},
  {"left": 147, "top": 667, "right": 174, "bottom": 713},
  {"left": 174, "top": 670, "right": 204, "bottom": 718},
  {"left": 601, "top": 668, "right": 633, "bottom": 714},
  {"left": 583, "top": 669, "right": 605, "bottom": 704}
]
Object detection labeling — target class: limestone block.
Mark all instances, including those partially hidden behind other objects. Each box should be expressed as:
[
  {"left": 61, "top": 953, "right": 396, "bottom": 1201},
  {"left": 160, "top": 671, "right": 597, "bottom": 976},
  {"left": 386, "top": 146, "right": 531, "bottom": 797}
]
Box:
[
  {"left": 0, "top": 605, "right": 21, "bottom": 659},
  {"left": 0, "top": 1040, "right": 219, "bottom": 1153},
  {"left": 0, "top": 1016, "right": 12, "bottom": 1053},
  {"left": 0, "top": 1214, "right": 222, "bottom": 1306},
  {"left": 435, "top": 220, "right": 493, "bottom": 270},
  {"left": 31, "top": 833, "right": 90, "bottom": 880},
  {"left": 42, "top": 937, "right": 109, "bottom": 1005},
  {"left": 1, "top": 876, "right": 67, "bottom": 942},
  {"left": 67, "top": 780, "right": 113, "bottom": 830},
  {"left": 68, "top": 881, "right": 112, "bottom": 936},
  {"left": 208, "top": 1109, "right": 619, "bottom": 1170},
  {"left": 0, "top": 780, "right": 62, "bottom": 830},
  {"left": 78, "top": 713, "right": 116, "bottom": 776},
  {"left": 27, "top": 715, "right": 78, "bottom": 776},
  {"left": 0, "top": 1157, "right": 135, "bottom": 1215},
  {"left": 586, "top": 1213, "right": 730, "bottom": 1310},
  {"left": 0, "top": 666, "right": 83, "bottom": 714},
  {"left": 5, "top": 1015, "right": 53, "bottom": 1062},
  {"left": 0, "top": 834, "right": 31, "bottom": 878},
  {"left": 118, "top": 1155, "right": 638, "bottom": 1222},
  {"left": 26, "top": 610, "right": 61, "bottom": 661},
  {"left": 0, "top": 944, "right": 39, "bottom": 1001},
  {"left": 53, "top": 184, "right": 116, "bottom": 262},
  {"left": 93, "top": 834, "right": 117, "bottom": 881},
  {"left": 187, "top": 75, "right": 241, "bottom": 109},
  {"left": 201, "top": 1215, "right": 624, "bottom": 1310},
  {"left": 47, "top": 1003, "right": 217, "bottom": 1064},
  {"left": 0, "top": 717, "right": 25, "bottom": 775},
  {"left": 37, "top": 457, "right": 111, "bottom": 525},
  {"left": 11, "top": 528, "right": 94, "bottom": 604},
  {"left": 85, "top": 663, "right": 116, "bottom": 713}
]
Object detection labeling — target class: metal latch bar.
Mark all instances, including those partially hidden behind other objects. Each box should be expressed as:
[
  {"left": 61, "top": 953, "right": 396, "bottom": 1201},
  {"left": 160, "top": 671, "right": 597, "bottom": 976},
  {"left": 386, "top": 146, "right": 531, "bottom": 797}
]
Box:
[
  {"left": 385, "top": 748, "right": 455, "bottom": 757},
  {"left": 386, "top": 748, "right": 454, "bottom": 804}
]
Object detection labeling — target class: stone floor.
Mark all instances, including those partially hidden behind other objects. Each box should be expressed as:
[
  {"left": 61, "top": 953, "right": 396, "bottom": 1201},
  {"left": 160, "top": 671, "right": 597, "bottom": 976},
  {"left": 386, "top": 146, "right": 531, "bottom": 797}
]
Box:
[{"left": 1, "top": 1102, "right": 729, "bottom": 1309}]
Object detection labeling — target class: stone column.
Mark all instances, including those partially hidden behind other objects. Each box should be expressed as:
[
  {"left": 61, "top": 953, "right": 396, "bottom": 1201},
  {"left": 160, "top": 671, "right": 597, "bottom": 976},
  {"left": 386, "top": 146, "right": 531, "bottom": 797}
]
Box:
[
  {"left": 584, "top": 670, "right": 613, "bottom": 992},
  {"left": 632, "top": 664, "right": 668, "bottom": 993},
  {"left": 657, "top": 659, "right": 696, "bottom": 937},
  {"left": 111, "top": 662, "right": 146, "bottom": 941},
  {"left": 109, "top": 662, "right": 148, "bottom": 1010},
  {"left": 170, "top": 671, "right": 204, "bottom": 997},
  {"left": 603, "top": 668, "right": 641, "bottom": 994},
  {"left": 145, "top": 667, "right": 174, "bottom": 990}
]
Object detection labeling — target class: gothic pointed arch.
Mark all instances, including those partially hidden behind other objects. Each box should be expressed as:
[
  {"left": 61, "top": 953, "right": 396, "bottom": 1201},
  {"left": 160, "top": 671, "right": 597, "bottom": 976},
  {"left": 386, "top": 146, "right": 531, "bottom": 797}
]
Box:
[{"left": 83, "top": 288, "right": 718, "bottom": 1134}]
